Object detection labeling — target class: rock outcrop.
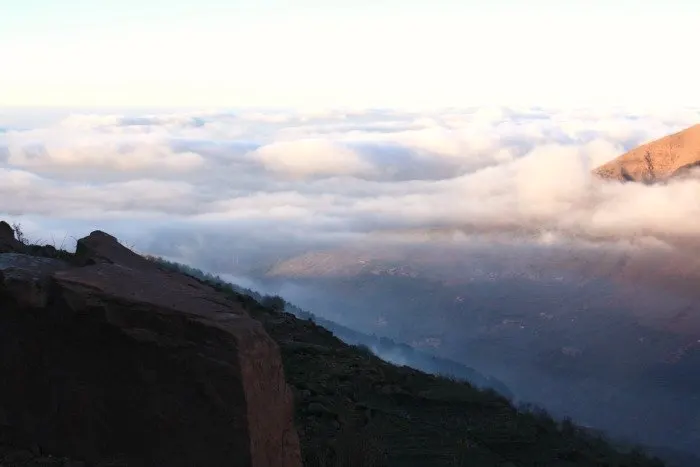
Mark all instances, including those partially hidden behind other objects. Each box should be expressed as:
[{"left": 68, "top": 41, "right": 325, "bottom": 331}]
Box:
[
  {"left": 0, "top": 221, "right": 25, "bottom": 253},
  {"left": 593, "top": 123, "right": 700, "bottom": 182},
  {"left": 0, "top": 225, "right": 301, "bottom": 467}
]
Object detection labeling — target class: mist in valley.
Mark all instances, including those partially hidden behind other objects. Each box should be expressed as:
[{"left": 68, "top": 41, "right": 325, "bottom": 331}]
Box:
[{"left": 4, "top": 106, "right": 700, "bottom": 463}]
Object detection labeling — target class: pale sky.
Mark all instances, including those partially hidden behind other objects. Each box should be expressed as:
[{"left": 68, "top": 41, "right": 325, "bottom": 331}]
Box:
[{"left": 2, "top": 0, "right": 699, "bottom": 109}]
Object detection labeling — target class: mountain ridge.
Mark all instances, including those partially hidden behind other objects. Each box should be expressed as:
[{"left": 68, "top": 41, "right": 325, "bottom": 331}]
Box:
[
  {"left": 148, "top": 255, "right": 516, "bottom": 400},
  {"left": 593, "top": 124, "right": 700, "bottom": 182}
]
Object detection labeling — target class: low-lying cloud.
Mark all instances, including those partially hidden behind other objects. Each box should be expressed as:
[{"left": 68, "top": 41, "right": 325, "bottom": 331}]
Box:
[
  {"left": 252, "top": 139, "right": 373, "bottom": 178},
  {"left": 6, "top": 106, "right": 700, "bottom": 462},
  {"left": 2, "top": 105, "right": 700, "bottom": 267}
]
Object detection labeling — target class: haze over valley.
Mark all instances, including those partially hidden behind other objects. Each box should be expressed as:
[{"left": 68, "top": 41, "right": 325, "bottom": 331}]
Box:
[
  {"left": 4, "top": 1, "right": 700, "bottom": 465},
  {"left": 4, "top": 106, "right": 700, "bottom": 462}
]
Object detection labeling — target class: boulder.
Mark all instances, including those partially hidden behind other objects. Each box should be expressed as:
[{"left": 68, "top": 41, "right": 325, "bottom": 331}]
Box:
[
  {"left": 0, "top": 221, "right": 24, "bottom": 253},
  {"left": 73, "top": 231, "right": 158, "bottom": 270},
  {"left": 0, "top": 228, "right": 301, "bottom": 467}
]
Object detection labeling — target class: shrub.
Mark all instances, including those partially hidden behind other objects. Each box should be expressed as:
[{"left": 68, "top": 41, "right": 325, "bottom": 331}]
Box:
[{"left": 261, "top": 294, "right": 286, "bottom": 312}]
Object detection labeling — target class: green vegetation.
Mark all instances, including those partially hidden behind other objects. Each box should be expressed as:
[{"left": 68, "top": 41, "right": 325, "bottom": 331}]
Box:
[{"left": 152, "top": 257, "right": 666, "bottom": 467}]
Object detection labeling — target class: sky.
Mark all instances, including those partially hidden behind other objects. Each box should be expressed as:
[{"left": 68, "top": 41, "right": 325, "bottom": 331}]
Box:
[{"left": 2, "top": 0, "right": 700, "bottom": 108}]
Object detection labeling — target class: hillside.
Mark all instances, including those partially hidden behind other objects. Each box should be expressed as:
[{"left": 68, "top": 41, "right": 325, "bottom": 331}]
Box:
[
  {"left": 245, "top": 241, "right": 700, "bottom": 464},
  {"left": 34, "top": 247, "right": 516, "bottom": 402},
  {"left": 0, "top": 222, "right": 667, "bottom": 466},
  {"left": 150, "top": 257, "right": 515, "bottom": 400},
  {"left": 593, "top": 124, "right": 700, "bottom": 182},
  {"left": 153, "top": 261, "right": 668, "bottom": 466}
]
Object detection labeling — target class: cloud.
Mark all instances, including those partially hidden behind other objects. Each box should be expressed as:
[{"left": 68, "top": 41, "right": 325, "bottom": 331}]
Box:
[
  {"left": 6, "top": 105, "right": 700, "bottom": 461},
  {"left": 251, "top": 139, "right": 374, "bottom": 178},
  {"left": 5, "top": 126, "right": 204, "bottom": 173},
  {"left": 1, "top": 105, "right": 700, "bottom": 261}
]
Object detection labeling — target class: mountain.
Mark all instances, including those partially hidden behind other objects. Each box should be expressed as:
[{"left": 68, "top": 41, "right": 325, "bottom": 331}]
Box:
[
  {"left": 0, "top": 221, "right": 667, "bottom": 466},
  {"left": 593, "top": 124, "right": 700, "bottom": 182},
  {"left": 147, "top": 256, "right": 516, "bottom": 400},
  {"left": 171, "top": 264, "right": 668, "bottom": 466},
  {"left": 255, "top": 240, "right": 700, "bottom": 465}
]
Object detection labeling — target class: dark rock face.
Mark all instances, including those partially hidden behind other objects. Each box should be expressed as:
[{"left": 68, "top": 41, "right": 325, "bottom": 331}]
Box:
[
  {"left": 0, "top": 230, "right": 301, "bottom": 467},
  {"left": 0, "top": 221, "right": 24, "bottom": 253},
  {"left": 0, "top": 253, "right": 71, "bottom": 308},
  {"left": 73, "top": 231, "right": 157, "bottom": 270}
]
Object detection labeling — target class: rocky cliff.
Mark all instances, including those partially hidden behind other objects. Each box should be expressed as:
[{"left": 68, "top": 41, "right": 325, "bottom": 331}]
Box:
[{"left": 0, "top": 221, "right": 301, "bottom": 467}]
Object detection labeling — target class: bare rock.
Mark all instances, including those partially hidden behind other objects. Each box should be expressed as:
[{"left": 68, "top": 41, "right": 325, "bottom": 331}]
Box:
[
  {"left": 0, "top": 228, "right": 301, "bottom": 467},
  {"left": 0, "top": 222, "right": 24, "bottom": 254},
  {"left": 594, "top": 123, "right": 700, "bottom": 182},
  {"left": 0, "top": 254, "right": 72, "bottom": 308},
  {"left": 73, "top": 231, "right": 156, "bottom": 271}
]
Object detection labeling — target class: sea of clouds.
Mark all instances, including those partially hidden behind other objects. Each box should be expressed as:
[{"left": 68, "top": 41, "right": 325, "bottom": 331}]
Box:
[
  {"left": 2, "top": 105, "right": 700, "bottom": 272},
  {"left": 7, "top": 105, "right": 700, "bottom": 461}
]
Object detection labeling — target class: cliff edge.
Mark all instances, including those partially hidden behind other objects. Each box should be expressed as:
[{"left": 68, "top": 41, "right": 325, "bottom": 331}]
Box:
[{"left": 0, "top": 222, "right": 301, "bottom": 467}]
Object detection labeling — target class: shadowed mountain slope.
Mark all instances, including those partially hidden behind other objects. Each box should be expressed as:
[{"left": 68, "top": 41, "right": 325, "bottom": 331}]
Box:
[{"left": 0, "top": 221, "right": 669, "bottom": 466}]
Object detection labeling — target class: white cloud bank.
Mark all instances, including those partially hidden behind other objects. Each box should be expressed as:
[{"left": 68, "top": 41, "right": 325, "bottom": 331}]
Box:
[
  {"left": 1, "top": 105, "right": 700, "bottom": 258},
  {"left": 5, "top": 126, "right": 204, "bottom": 173},
  {"left": 252, "top": 139, "right": 373, "bottom": 178}
]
